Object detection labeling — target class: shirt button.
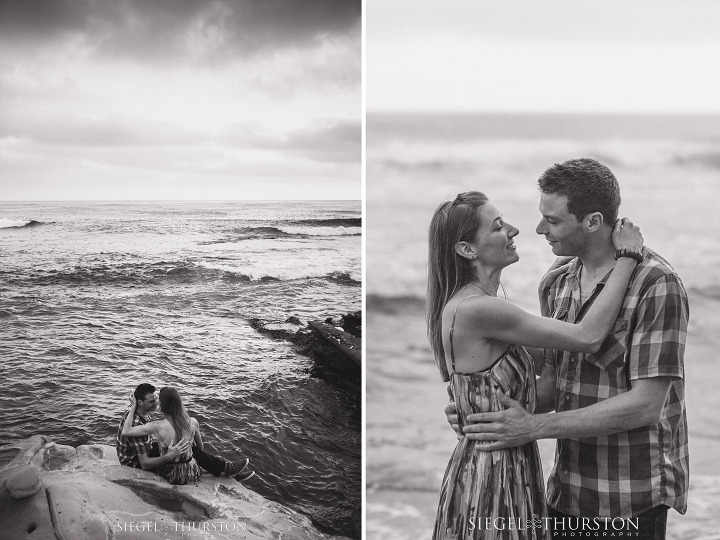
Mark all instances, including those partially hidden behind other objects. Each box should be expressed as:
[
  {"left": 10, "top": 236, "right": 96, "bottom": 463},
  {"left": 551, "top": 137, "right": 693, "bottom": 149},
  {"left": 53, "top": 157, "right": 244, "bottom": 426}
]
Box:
[
  {"left": 564, "top": 395, "right": 571, "bottom": 401},
  {"left": 569, "top": 355, "right": 576, "bottom": 363}
]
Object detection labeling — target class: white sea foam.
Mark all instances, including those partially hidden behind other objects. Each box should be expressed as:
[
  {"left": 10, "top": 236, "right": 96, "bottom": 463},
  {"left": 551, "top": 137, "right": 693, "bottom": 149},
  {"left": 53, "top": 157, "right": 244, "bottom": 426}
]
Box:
[
  {"left": 0, "top": 218, "right": 31, "bottom": 228},
  {"left": 200, "top": 258, "right": 360, "bottom": 282},
  {"left": 279, "top": 226, "right": 362, "bottom": 236}
]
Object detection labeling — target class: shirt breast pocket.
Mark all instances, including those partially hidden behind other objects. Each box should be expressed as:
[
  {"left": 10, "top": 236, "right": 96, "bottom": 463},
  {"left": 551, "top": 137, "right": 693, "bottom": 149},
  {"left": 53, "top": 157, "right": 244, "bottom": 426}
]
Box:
[{"left": 585, "top": 318, "right": 628, "bottom": 371}]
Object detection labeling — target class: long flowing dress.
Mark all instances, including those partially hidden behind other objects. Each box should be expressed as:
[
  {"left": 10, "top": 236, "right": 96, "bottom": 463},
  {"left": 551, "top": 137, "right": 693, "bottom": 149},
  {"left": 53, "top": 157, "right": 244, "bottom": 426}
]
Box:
[{"left": 433, "top": 298, "right": 548, "bottom": 540}]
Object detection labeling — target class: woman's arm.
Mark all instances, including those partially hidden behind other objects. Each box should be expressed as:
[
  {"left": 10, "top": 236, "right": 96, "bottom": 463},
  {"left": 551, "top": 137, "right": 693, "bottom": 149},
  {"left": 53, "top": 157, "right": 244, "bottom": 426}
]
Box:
[
  {"left": 469, "top": 259, "right": 636, "bottom": 353},
  {"left": 122, "top": 401, "right": 156, "bottom": 437},
  {"left": 470, "top": 219, "right": 642, "bottom": 352}
]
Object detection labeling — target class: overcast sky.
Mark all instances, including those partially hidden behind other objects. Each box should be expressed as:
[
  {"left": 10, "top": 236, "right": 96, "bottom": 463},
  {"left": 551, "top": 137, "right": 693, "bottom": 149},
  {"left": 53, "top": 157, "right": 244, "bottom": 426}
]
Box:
[
  {"left": 368, "top": 0, "right": 720, "bottom": 113},
  {"left": 0, "top": 0, "right": 360, "bottom": 200}
]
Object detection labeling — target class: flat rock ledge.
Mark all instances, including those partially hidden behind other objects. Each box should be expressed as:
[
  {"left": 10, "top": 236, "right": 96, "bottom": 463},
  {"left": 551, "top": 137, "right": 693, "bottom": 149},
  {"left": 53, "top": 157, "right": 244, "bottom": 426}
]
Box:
[{"left": 0, "top": 435, "right": 350, "bottom": 540}]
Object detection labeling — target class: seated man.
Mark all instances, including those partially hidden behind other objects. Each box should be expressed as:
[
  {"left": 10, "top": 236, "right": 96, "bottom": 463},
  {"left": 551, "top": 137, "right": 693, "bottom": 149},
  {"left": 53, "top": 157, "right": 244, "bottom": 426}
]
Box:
[{"left": 116, "top": 383, "right": 254, "bottom": 481}]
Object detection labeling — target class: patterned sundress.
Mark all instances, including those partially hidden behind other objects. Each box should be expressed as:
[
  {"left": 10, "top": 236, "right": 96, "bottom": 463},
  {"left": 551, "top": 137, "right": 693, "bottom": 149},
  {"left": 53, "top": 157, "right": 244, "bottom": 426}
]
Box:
[
  {"left": 156, "top": 428, "right": 202, "bottom": 485},
  {"left": 433, "top": 296, "right": 549, "bottom": 540}
]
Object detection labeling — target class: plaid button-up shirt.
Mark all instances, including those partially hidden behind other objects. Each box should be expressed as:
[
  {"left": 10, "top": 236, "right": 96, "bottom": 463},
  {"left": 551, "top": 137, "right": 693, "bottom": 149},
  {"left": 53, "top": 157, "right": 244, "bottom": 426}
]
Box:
[
  {"left": 115, "top": 408, "right": 151, "bottom": 468},
  {"left": 542, "top": 247, "right": 689, "bottom": 518}
]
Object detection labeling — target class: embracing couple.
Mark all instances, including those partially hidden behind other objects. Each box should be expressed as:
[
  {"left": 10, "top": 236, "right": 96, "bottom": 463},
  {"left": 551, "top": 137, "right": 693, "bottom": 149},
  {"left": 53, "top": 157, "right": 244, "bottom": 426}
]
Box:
[
  {"left": 115, "top": 383, "right": 254, "bottom": 485},
  {"left": 428, "top": 159, "right": 688, "bottom": 540}
]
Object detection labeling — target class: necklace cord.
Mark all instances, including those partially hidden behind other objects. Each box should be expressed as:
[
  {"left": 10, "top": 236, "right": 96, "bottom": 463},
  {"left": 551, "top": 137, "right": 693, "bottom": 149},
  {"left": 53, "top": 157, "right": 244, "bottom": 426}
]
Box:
[{"left": 469, "top": 281, "right": 508, "bottom": 301}]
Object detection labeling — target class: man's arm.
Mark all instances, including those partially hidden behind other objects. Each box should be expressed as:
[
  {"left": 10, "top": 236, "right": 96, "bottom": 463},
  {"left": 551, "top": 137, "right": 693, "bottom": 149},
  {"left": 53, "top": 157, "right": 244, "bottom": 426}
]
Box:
[
  {"left": 445, "top": 356, "right": 556, "bottom": 435},
  {"left": 137, "top": 439, "right": 192, "bottom": 470},
  {"left": 463, "top": 377, "right": 673, "bottom": 450},
  {"left": 467, "top": 270, "right": 687, "bottom": 449},
  {"left": 444, "top": 341, "right": 556, "bottom": 435}
]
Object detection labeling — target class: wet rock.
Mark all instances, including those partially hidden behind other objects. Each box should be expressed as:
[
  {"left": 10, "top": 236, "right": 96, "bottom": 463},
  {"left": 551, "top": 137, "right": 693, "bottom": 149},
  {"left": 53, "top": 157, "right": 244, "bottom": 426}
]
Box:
[
  {"left": 340, "top": 312, "right": 362, "bottom": 338},
  {"left": 248, "top": 318, "right": 311, "bottom": 343},
  {"left": 249, "top": 312, "right": 361, "bottom": 391}
]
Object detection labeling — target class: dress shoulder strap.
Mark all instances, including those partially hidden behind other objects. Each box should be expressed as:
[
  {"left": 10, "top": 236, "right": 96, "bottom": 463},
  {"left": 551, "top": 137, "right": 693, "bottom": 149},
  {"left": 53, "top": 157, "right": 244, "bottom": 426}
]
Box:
[{"left": 448, "top": 294, "right": 486, "bottom": 373}]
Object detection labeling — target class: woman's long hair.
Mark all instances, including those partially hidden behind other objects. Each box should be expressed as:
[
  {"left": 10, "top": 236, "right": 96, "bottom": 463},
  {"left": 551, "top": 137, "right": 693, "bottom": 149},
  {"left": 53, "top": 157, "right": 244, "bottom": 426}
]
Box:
[
  {"left": 159, "top": 387, "right": 192, "bottom": 444},
  {"left": 427, "top": 192, "right": 488, "bottom": 382}
]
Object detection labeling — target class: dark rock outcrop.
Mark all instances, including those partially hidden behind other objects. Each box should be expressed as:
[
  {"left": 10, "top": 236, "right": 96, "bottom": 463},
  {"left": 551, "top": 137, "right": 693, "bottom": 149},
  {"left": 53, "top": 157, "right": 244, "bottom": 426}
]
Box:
[{"left": 249, "top": 312, "right": 361, "bottom": 391}]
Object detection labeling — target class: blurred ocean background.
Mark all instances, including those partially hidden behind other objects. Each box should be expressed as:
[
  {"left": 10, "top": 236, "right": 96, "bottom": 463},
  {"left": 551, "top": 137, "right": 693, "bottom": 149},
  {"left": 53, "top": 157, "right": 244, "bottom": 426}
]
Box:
[
  {"left": 366, "top": 113, "right": 720, "bottom": 539},
  {"left": 0, "top": 200, "right": 361, "bottom": 538}
]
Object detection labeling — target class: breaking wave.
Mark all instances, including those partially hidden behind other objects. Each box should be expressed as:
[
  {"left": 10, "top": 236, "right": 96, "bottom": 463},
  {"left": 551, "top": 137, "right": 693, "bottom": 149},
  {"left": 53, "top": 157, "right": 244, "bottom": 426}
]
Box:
[
  {"left": 0, "top": 219, "right": 48, "bottom": 229},
  {"left": 2, "top": 261, "right": 361, "bottom": 288}
]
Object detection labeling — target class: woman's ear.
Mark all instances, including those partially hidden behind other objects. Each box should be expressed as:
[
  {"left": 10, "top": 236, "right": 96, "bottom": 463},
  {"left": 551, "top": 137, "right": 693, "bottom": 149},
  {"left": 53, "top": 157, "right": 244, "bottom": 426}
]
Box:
[{"left": 455, "top": 241, "right": 476, "bottom": 260}]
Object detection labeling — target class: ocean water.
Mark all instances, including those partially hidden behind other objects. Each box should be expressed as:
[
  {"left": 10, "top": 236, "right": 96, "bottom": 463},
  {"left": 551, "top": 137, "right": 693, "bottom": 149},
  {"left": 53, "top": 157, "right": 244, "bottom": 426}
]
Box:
[
  {"left": 0, "top": 200, "right": 361, "bottom": 538},
  {"left": 366, "top": 113, "right": 720, "bottom": 539}
]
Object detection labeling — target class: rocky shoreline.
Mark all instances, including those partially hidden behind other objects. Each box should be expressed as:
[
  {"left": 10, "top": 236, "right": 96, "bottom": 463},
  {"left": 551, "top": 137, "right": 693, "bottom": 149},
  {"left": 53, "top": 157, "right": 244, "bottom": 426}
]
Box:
[
  {"left": 0, "top": 435, "right": 350, "bottom": 540},
  {"left": 0, "top": 314, "right": 362, "bottom": 539},
  {"left": 249, "top": 312, "right": 361, "bottom": 392}
]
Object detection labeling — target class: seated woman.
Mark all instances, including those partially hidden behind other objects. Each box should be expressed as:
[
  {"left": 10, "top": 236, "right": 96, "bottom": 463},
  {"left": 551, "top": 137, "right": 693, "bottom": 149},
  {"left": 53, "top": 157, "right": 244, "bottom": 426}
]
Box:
[{"left": 123, "top": 386, "right": 202, "bottom": 485}]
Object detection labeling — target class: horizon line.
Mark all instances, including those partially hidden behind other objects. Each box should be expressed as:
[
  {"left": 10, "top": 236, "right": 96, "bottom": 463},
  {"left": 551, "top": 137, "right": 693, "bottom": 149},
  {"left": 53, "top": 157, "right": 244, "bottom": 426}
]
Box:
[
  {"left": 0, "top": 199, "right": 361, "bottom": 203},
  {"left": 367, "top": 110, "right": 720, "bottom": 116}
]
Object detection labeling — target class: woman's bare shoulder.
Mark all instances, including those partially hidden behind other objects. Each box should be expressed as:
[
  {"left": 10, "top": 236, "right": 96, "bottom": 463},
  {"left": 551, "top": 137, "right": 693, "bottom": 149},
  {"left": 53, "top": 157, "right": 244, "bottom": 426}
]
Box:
[
  {"left": 443, "top": 291, "right": 494, "bottom": 314},
  {"left": 445, "top": 293, "right": 507, "bottom": 320}
]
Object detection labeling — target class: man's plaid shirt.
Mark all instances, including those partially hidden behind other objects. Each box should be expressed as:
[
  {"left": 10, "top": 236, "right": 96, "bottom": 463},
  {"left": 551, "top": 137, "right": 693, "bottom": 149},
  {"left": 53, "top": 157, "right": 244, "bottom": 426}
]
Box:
[
  {"left": 542, "top": 247, "right": 689, "bottom": 518},
  {"left": 115, "top": 407, "right": 151, "bottom": 468}
]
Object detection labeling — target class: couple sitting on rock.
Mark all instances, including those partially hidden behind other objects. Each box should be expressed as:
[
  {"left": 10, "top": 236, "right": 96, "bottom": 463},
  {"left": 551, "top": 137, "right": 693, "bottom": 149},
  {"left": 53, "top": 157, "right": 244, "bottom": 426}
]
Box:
[{"left": 115, "top": 383, "right": 254, "bottom": 485}]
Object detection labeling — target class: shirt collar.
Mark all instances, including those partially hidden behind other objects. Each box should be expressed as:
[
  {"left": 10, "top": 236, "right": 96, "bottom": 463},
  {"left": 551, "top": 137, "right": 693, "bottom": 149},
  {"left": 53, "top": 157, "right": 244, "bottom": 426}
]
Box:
[
  {"left": 133, "top": 408, "right": 151, "bottom": 423},
  {"left": 566, "top": 257, "right": 613, "bottom": 286}
]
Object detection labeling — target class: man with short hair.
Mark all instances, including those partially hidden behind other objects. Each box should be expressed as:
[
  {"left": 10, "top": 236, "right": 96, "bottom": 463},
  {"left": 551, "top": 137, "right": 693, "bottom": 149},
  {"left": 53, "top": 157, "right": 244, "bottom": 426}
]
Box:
[
  {"left": 116, "top": 383, "right": 254, "bottom": 481},
  {"left": 449, "top": 158, "right": 688, "bottom": 539}
]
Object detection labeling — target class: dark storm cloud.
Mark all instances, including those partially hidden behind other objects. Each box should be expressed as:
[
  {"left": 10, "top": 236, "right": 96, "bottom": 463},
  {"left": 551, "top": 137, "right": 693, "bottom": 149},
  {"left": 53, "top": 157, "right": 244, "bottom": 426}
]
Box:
[
  {"left": 0, "top": 0, "right": 88, "bottom": 37},
  {"left": 0, "top": 0, "right": 360, "bottom": 61}
]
